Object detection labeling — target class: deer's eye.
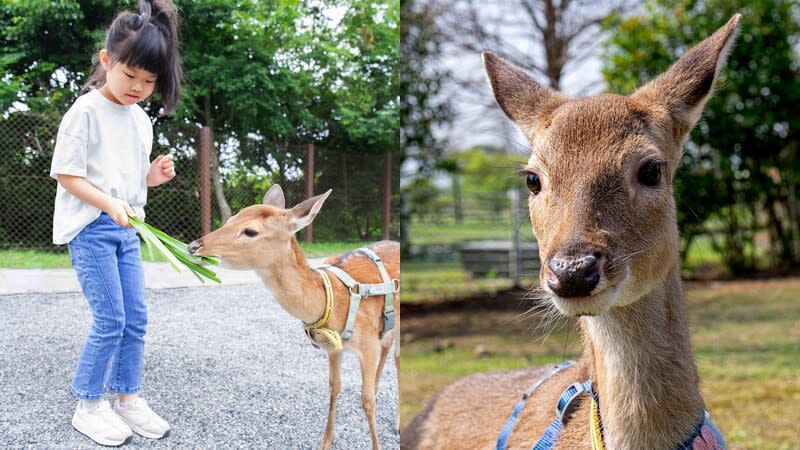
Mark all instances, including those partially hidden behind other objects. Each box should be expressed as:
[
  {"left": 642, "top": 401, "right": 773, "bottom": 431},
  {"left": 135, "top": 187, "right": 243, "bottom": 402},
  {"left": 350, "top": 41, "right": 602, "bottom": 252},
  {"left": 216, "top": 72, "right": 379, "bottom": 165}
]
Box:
[
  {"left": 638, "top": 161, "right": 662, "bottom": 187},
  {"left": 243, "top": 228, "right": 259, "bottom": 237},
  {"left": 526, "top": 172, "right": 542, "bottom": 195}
]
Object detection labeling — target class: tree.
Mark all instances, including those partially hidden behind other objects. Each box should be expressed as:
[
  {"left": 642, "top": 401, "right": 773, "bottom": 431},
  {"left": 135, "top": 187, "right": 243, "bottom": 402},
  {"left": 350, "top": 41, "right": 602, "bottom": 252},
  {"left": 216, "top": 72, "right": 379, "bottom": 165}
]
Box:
[
  {"left": 603, "top": 0, "right": 800, "bottom": 273},
  {"left": 0, "top": 1, "right": 121, "bottom": 112},
  {"left": 181, "top": 0, "right": 399, "bottom": 222},
  {"left": 437, "top": 0, "right": 637, "bottom": 92},
  {"left": 401, "top": 0, "right": 453, "bottom": 173}
]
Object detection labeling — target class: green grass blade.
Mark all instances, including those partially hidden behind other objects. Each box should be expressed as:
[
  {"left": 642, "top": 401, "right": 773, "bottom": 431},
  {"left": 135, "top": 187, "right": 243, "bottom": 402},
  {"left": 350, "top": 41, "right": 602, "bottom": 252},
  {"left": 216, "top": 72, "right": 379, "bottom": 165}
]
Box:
[
  {"left": 128, "top": 216, "right": 222, "bottom": 282},
  {"left": 172, "top": 250, "right": 221, "bottom": 283},
  {"left": 133, "top": 220, "right": 183, "bottom": 272},
  {"left": 133, "top": 217, "right": 220, "bottom": 266}
]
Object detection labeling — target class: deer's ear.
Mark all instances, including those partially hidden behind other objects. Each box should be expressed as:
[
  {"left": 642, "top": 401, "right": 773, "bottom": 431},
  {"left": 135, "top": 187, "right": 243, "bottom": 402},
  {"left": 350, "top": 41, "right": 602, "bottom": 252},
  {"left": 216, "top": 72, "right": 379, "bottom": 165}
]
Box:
[
  {"left": 482, "top": 51, "right": 566, "bottom": 131},
  {"left": 288, "top": 189, "right": 332, "bottom": 233},
  {"left": 632, "top": 14, "right": 741, "bottom": 142},
  {"left": 263, "top": 185, "right": 286, "bottom": 209}
]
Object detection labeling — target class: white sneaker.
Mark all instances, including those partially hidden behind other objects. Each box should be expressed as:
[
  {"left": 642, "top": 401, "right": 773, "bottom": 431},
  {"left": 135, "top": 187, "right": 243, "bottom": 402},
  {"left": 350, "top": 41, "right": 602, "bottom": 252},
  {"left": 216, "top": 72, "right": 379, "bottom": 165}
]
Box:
[
  {"left": 113, "top": 397, "right": 171, "bottom": 439},
  {"left": 72, "top": 400, "right": 133, "bottom": 447}
]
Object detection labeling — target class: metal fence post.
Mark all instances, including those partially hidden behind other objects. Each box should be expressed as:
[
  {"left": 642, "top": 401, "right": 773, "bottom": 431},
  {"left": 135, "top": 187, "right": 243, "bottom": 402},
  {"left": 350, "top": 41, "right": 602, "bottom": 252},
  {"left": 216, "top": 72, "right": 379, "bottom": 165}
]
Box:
[
  {"left": 198, "top": 126, "right": 212, "bottom": 236},
  {"left": 382, "top": 151, "right": 392, "bottom": 240},
  {"left": 510, "top": 187, "right": 521, "bottom": 285}
]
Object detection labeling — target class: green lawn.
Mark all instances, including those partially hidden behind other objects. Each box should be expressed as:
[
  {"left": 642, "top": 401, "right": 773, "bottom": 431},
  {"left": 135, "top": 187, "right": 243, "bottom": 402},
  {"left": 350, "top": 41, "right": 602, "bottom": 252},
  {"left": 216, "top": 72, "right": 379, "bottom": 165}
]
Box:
[
  {"left": 401, "top": 278, "right": 800, "bottom": 449},
  {"left": 0, "top": 241, "right": 368, "bottom": 269},
  {"left": 402, "top": 259, "right": 538, "bottom": 303},
  {"left": 409, "top": 219, "right": 535, "bottom": 246}
]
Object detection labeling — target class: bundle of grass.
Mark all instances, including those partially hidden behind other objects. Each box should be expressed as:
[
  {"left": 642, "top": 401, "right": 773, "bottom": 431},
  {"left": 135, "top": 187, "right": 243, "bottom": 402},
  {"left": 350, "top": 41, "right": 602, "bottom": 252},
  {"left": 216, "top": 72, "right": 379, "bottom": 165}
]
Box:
[{"left": 129, "top": 216, "right": 220, "bottom": 284}]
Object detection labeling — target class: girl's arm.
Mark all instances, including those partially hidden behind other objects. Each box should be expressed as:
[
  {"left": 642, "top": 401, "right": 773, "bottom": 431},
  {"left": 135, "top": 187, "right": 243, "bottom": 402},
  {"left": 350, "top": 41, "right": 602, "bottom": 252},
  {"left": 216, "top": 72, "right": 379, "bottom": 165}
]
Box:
[{"left": 56, "top": 174, "right": 135, "bottom": 227}]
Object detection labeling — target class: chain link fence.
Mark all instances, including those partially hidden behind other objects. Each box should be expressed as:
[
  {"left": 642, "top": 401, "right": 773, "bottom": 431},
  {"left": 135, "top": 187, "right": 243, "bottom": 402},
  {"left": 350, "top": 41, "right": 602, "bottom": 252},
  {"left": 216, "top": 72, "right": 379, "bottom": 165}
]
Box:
[
  {"left": 407, "top": 187, "right": 536, "bottom": 262},
  {"left": 1, "top": 111, "right": 399, "bottom": 253}
]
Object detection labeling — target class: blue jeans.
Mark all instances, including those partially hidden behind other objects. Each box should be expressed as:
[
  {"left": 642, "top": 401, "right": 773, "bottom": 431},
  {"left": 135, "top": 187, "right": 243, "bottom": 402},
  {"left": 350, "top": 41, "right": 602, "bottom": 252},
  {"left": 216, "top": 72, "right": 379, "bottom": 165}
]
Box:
[{"left": 68, "top": 213, "right": 147, "bottom": 400}]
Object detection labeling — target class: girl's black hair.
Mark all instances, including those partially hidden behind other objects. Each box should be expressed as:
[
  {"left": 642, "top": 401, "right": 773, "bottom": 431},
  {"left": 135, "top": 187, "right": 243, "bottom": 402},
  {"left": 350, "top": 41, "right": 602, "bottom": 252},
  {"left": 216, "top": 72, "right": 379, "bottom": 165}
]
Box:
[{"left": 83, "top": 0, "right": 182, "bottom": 114}]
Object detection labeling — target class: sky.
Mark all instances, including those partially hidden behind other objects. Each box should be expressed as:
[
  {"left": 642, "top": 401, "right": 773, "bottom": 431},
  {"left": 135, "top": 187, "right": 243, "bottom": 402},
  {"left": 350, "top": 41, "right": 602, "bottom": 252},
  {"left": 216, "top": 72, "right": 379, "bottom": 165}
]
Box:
[
  {"left": 431, "top": 0, "right": 619, "bottom": 156},
  {"left": 402, "top": 0, "right": 614, "bottom": 183}
]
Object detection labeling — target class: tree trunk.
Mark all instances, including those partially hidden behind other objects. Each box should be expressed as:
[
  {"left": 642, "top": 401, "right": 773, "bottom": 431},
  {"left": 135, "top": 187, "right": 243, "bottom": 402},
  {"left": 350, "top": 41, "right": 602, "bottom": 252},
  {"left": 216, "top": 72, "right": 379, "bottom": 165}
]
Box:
[
  {"left": 204, "top": 95, "right": 232, "bottom": 223},
  {"left": 788, "top": 180, "right": 800, "bottom": 264},
  {"left": 543, "top": 0, "right": 564, "bottom": 91},
  {"left": 767, "top": 196, "right": 793, "bottom": 267}
]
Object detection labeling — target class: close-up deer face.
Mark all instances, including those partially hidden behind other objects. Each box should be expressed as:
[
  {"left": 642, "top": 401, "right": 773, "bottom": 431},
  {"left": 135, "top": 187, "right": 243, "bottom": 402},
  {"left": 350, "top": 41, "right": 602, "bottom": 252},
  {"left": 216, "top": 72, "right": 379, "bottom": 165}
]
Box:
[
  {"left": 188, "top": 186, "right": 332, "bottom": 270},
  {"left": 484, "top": 15, "right": 738, "bottom": 316},
  {"left": 521, "top": 94, "right": 681, "bottom": 316}
]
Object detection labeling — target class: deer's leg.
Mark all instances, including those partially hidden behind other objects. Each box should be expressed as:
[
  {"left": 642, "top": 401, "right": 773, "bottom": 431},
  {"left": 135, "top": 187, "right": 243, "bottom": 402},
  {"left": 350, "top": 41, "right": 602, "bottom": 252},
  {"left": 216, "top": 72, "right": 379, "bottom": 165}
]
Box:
[
  {"left": 359, "top": 341, "right": 381, "bottom": 450},
  {"left": 374, "top": 334, "right": 393, "bottom": 395},
  {"left": 320, "top": 351, "right": 342, "bottom": 450}
]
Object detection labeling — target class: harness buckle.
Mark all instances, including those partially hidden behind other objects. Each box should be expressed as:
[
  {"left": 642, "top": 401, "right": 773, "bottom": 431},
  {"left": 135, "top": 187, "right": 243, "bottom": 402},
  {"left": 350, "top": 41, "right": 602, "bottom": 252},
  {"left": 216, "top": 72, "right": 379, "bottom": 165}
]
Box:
[
  {"left": 382, "top": 310, "right": 396, "bottom": 334},
  {"left": 556, "top": 381, "right": 587, "bottom": 425}
]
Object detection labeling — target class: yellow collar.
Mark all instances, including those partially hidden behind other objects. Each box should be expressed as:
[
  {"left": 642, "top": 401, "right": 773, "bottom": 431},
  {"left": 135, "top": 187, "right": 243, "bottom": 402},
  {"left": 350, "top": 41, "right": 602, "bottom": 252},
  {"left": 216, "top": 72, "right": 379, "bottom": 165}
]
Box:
[{"left": 303, "top": 269, "right": 342, "bottom": 351}]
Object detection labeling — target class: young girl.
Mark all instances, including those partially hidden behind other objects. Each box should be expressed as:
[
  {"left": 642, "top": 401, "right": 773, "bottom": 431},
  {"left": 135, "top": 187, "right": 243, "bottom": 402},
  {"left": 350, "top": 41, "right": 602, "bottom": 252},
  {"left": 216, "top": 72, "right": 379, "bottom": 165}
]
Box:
[{"left": 50, "top": 0, "right": 182, "bottom": 446}]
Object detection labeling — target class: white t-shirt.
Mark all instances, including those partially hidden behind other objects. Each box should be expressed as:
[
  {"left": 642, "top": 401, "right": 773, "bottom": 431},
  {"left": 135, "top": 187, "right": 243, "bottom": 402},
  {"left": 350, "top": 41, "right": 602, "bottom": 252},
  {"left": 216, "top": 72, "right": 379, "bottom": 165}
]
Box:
[{"left": 50, "top": 89, "right": 152, "bottom": 244}]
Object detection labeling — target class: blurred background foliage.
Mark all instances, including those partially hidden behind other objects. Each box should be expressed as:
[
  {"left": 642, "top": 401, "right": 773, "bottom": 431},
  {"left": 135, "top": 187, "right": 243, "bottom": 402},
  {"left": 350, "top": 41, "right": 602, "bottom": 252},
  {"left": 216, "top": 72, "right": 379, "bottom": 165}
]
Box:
[{"left": 1, "top": 0, "right": 399, "bottom": 249}]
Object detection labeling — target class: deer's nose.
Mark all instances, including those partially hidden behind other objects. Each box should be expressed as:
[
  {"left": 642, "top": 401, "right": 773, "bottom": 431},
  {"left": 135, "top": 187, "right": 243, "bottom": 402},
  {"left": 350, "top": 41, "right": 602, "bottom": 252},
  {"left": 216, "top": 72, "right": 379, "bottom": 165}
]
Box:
[
  {"left": 188, "top": 239, "right": 202, "bottom": 255},
  {"left": 546, "top": 254, "right": 600, "bottom": 298}
]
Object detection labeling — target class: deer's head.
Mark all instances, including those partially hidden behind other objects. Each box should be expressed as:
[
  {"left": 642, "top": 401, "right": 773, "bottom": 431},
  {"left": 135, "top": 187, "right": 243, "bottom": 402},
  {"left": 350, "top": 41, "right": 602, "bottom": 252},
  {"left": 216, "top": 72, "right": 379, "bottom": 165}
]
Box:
[
  {"left": 188, "top": 185, "right": 332, "bottom": 269},
  {"left": 484, "top": 15, "right": 740, "bottom": 316}
]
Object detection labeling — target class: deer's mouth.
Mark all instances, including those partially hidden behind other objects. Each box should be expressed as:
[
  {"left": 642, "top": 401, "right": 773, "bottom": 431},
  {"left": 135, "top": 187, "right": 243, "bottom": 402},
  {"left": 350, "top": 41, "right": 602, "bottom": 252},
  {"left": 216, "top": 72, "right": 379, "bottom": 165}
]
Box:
[
  {"left": 543, "top": 264, "right": 629, "bottom": 317},
  {"left": 547, "top": 285, "right": 621, "bottom": 317},
  {"left": 187, "top": 241, "right": 233, "bottom": 268}
]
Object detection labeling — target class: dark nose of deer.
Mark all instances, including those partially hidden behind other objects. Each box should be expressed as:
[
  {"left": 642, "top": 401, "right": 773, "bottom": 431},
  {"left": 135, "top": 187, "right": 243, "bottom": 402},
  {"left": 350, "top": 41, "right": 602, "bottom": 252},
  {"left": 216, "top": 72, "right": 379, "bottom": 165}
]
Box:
[
  {"left": 547, "top": 254, "right": 600, "bottom": 298},
  {"left": 187, "top": 239, "right": 202, "bottom": 255}
]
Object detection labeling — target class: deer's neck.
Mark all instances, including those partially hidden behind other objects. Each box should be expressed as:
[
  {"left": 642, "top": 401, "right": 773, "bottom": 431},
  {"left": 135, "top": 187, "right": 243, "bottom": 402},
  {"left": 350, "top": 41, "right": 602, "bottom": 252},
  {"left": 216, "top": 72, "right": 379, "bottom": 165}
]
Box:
[
  {"left": 256, "top": 238, "right": 326, "bottom": 324},
  {"left": 580, "top": 266, "right": 703, "bottom": 450}
]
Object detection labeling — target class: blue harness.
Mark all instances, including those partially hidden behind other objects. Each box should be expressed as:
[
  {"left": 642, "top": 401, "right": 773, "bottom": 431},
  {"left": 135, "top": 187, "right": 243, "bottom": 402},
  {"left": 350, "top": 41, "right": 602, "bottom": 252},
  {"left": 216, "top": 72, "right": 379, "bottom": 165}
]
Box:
[{"left": 495, "top": 361, "right": 727, "bottom": 450}]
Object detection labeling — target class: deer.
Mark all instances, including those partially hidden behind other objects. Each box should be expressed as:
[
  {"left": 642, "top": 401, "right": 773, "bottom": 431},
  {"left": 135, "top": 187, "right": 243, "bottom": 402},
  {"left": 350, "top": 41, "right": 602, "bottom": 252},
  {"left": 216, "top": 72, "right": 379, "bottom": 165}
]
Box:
[
  {"left": 402, "top": 15, "right": 740, "bottom": 450},
  {"left": 187, "top": 185, "right": 400, "bottom": 450}
]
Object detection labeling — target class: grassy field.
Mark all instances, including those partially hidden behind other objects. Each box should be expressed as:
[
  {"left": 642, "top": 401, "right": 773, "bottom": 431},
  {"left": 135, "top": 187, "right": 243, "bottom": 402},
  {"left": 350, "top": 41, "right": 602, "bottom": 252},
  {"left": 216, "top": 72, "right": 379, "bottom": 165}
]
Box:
[
  {"left": 402, "top": 259, "right": 540, "bottom": 303},
  {"left": 0, "top": 241, "right": 370, "bottom": 269},
  {"left": 401, "top": 277, "right": 800, "bottom": 449},
  {"left": 409, "top": 219, "right": 535, "bottom": 246}
]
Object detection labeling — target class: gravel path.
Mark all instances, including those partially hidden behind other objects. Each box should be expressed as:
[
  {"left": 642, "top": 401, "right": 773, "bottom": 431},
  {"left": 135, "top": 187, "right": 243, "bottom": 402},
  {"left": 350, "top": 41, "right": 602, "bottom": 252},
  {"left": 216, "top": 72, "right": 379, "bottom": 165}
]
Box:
[{"left": 0, "top": 284, "right": 399, "bottom": 449}]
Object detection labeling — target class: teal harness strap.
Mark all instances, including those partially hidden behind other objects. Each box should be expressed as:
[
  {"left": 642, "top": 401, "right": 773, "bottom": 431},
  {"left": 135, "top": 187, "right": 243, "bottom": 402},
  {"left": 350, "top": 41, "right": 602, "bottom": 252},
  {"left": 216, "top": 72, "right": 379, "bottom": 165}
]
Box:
[
  {"left": 318, "top": 247, "right": 398, "bottom": 341},
  {"left": 323, "top": 265, "right": 362, "bottom": 341},
  {"left": 358, "top": 247, "right": 397, "bottom": 338}
]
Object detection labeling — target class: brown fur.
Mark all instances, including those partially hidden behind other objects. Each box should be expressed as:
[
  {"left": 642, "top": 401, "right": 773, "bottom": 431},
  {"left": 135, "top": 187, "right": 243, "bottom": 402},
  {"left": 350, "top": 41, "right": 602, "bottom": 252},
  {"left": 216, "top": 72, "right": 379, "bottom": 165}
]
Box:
[
  {"left": 402, "top": 15, "right": 740, "bottom": 450},
  {"left": 189, "top": 186, "right": 400, "bottom": 450}
]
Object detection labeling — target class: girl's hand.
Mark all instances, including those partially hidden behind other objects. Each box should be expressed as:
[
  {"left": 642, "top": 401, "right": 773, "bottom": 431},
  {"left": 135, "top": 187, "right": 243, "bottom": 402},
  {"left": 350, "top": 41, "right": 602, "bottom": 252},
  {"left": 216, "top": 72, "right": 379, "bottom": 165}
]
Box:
[
  {"left": 105, "top": 198, "right": 136, "bottom": 228},
  {"left": 147, "top": 154, "right": 176, "bottom": 187}
]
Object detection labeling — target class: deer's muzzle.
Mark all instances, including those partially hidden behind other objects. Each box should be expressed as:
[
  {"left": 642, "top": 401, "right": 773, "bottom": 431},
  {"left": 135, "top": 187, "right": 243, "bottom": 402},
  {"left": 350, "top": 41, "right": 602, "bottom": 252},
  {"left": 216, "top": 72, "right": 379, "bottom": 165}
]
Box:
[
  {"left": 188, "top": 239, "right": 203, "bottom": 255},
  {"left": 546, "top": 254, "right": 601, "bottom": 298}
]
